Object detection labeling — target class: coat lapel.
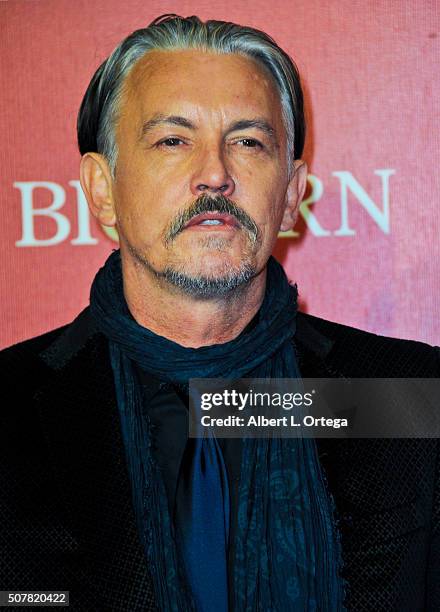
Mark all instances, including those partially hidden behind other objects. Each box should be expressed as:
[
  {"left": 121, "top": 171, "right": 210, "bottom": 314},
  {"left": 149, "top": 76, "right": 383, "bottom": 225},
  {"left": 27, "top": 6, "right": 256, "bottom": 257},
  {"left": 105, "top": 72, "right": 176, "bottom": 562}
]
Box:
[{"left": 35, "top": 308, "right": 156, "bottom": 611}]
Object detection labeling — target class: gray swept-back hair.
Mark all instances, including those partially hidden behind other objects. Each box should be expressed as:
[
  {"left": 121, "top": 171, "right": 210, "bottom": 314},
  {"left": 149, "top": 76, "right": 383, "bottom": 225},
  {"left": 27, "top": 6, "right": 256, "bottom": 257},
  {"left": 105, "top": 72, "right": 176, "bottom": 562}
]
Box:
[{"left": 77, "top": 14, "right": 305, "bottom": 178}]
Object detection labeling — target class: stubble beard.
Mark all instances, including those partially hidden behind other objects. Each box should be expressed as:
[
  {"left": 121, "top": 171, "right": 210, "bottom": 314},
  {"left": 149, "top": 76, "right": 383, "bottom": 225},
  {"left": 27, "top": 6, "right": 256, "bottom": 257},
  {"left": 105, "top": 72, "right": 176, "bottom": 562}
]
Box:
[
  {"left": 122, "top": 193, "right": 261, "bottom": 299},
  {"left": 161, "top": 239, "right": 258, "bottom": 299},
  {"left": 126, "top": 233, "right": 258, "bottom": 300}
]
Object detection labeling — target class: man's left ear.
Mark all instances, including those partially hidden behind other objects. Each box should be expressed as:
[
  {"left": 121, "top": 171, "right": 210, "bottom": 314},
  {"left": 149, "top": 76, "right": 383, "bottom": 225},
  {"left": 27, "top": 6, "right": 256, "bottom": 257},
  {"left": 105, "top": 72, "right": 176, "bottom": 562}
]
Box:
[{"left": 280, "top": 160, "right": 308, "bottom": 232}]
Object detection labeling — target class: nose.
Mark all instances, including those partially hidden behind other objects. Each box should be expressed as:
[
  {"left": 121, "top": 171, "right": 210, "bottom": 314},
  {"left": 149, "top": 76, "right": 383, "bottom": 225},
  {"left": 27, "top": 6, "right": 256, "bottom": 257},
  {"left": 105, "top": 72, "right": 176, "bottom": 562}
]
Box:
[{"left": 190, "top": 145, "right": 235, "bottom": 198}]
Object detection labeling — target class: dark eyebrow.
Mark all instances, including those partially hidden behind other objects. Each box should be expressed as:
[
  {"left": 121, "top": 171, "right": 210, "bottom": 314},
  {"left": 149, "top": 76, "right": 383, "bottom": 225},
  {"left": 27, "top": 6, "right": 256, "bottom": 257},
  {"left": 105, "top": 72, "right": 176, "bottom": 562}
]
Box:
[
  {"left": 141, "top": 114, "right": 194, "bottom": 135},
  {"left": 140, "top": 114, "right": 278, "bottom": 142},
  {"left": 226, "top": 119, "right": 276, "bottom": 140}
]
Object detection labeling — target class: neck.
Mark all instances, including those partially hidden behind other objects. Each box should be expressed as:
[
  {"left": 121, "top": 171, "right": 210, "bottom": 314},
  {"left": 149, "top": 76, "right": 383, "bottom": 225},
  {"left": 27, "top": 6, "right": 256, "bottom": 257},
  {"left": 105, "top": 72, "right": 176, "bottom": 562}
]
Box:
[{"left": 120, "top": 253, "right": 267, "bottom": 349}]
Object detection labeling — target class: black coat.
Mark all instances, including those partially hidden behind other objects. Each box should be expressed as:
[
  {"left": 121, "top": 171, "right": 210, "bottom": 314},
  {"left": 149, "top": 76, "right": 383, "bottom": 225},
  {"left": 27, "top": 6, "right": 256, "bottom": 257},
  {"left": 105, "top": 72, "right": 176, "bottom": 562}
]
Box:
[{"left": 1, "top": 306, "right": 439, "bottom": 611}]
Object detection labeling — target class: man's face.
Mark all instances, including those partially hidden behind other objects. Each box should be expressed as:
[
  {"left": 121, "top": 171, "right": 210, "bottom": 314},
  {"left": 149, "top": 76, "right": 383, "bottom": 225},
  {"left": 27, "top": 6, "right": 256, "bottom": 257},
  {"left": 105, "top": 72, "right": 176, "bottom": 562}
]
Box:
[{"left": 110, "top": 49, "right": 294, "bottom": 296}]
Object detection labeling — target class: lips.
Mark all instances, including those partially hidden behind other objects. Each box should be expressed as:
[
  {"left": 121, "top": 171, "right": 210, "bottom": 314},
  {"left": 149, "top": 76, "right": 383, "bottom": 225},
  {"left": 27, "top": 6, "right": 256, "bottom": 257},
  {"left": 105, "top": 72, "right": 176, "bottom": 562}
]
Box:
[{"left": 183, "top": 212, "right": 240, "bottom": 229}]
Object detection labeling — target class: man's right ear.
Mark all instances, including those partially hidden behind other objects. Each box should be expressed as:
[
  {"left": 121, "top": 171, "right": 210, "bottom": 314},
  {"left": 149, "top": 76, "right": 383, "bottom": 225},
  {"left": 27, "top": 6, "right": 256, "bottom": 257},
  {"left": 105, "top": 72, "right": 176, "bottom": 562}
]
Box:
[{"left": 79, "top": 153, "right": 116, "bottom": 227}]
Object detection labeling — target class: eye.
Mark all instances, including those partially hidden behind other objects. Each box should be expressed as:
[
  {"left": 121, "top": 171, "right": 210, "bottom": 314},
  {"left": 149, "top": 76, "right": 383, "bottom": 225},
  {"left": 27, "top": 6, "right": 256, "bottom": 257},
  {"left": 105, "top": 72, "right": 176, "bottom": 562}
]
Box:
[
  {"left": 237, "top": 138, "right": 263, "bottom": 149},
  {"left": 157, "top": 137, "right": 185, "bottom": 147}
]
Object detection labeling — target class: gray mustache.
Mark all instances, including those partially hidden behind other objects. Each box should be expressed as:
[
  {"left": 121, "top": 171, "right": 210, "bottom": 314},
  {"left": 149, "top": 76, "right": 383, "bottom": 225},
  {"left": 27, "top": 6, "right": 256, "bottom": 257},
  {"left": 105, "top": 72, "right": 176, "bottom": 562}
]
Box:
[{"left": 164, "top": 193, "right": 259, "bottom": 245}]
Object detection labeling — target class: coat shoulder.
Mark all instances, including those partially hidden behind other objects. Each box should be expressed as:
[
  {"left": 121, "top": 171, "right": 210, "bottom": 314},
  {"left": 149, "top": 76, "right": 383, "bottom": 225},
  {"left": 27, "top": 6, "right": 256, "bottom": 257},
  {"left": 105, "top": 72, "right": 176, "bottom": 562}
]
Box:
[
  {"left": 297, "top": 310, "right": 440, "bottom": 377},
  {"left": 0, "top": 323, "right": 69, "bottom": 360},
  {"left": 0, "top": 324, "right": 71, "bottom": 389},
  {"left": 0, "top": 307, "right": 96, "bottom": 372}
]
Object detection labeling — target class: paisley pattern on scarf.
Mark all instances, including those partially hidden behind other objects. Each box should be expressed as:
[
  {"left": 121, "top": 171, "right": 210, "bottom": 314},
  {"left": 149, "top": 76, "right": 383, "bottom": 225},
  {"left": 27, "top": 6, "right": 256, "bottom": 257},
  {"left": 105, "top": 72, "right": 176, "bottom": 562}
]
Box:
[{"left": 89, "top": 248, "right": 346, "bottom": 611}]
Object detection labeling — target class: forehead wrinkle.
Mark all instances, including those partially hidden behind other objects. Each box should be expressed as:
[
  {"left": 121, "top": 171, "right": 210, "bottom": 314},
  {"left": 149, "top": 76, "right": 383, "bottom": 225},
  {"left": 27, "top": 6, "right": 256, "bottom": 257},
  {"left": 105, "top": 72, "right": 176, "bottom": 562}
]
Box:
[
  {"left": 127, "top": 48, "right": 281, "bottom": 103},
  {"left": 118, "top": 48, "right": 286, "bottom": 149}
]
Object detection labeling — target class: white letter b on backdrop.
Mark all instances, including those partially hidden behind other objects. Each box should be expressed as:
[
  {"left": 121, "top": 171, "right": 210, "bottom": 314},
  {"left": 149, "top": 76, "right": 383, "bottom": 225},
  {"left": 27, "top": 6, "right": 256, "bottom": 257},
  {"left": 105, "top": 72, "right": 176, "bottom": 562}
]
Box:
[{"left": 14, "top": 181, "right": 70, "bottom": 247}]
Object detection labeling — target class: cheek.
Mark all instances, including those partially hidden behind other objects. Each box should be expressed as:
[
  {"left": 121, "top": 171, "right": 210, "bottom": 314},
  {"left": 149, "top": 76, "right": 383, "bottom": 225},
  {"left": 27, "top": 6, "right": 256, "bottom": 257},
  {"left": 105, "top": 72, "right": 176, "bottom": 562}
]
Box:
[
  {"left": 114, "top": 185, "right": 179, "bottom": 247},
  {"left": 243, "top": 165, "right": 286, "bottom": 212},
  {"left": 255, "top": 187, "right": 286, "bottom": 229},
  {"left": 112, "top": 184, "right": 149, "bottom": 239}
]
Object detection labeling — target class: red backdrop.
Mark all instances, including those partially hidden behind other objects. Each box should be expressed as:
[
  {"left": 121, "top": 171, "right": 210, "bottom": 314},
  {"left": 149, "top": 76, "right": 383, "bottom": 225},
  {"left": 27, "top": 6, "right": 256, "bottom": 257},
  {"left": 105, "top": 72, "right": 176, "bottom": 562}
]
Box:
[{"left": 1, "top": 0, "right": 439, "bottom": 348}]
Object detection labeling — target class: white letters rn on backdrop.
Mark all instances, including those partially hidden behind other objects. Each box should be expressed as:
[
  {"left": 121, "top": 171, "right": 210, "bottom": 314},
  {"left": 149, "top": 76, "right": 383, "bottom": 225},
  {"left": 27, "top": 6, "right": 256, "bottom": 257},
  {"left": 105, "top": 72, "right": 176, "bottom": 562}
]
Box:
[{"left": 13, "top": 170, "right": 395, "bottom": 247}]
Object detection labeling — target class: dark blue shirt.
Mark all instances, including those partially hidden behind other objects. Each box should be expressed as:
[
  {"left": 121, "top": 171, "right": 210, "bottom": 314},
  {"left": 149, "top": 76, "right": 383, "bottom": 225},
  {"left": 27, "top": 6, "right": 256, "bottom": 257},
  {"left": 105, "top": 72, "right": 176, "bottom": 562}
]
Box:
[{"left": 132, "top": 312, "right": 259, "bottom": 606}]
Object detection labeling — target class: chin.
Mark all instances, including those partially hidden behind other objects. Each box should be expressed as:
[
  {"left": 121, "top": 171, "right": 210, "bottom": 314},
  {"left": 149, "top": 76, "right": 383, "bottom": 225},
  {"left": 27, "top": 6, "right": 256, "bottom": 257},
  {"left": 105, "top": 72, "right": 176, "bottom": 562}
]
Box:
[
  {"left": 160, "top": 251, "right": 257, "bottom": 299},
  {"left": 186, "top": 232, "right": 256, "bottom": 266},
  {"left": 188, "top": 247, "right": 253, "bottom": 275}
]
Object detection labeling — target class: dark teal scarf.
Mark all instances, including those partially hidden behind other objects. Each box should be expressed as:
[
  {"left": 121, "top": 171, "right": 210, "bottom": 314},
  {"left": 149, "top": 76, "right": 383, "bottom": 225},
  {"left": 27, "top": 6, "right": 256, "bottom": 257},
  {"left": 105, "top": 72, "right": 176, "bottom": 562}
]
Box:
[{"left": 89, "top": 249, "right": 346, "bottom": 611}]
